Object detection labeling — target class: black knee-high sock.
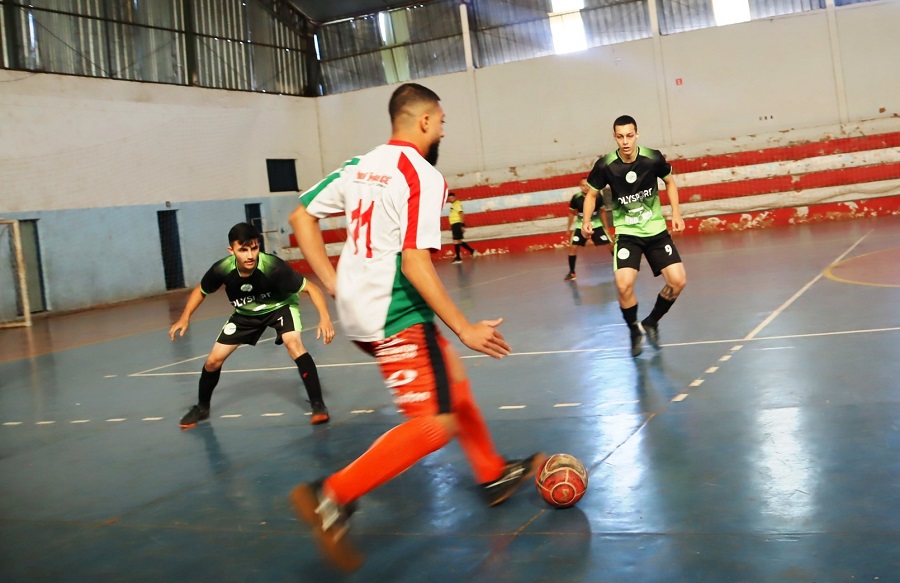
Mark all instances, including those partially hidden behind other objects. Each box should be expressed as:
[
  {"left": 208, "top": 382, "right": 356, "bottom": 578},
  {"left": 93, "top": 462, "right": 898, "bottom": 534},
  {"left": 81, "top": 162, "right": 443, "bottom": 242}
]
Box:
[
  {"left": 642, "top": 295, "right": 676, "bottom": 326},
  {"left": 295, "top": 353, "right": 324, "bottom": 404},
  {"left": 198, "top": 366, "right": 220, "bottom": 408},
  {"left": 568, "top": 254, "right": 576, "bottom": 273},
  {"left": 462, "top": 242, "right": 475, "bottom": 254},
  {"left": 454, "top": 243, "right": 462, "bottom": 259},
  {"left": 621, "top": 304, "right": 639, "bottom": 331}
]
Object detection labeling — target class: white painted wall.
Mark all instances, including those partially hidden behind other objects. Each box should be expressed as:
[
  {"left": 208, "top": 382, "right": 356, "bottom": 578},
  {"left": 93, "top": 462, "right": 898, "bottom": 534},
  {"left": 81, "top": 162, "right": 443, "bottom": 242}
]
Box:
[
  {"left": 312, "top": 1, "right": 900, "bottom": 180},
  {"left": 662, "top": 11, "right": 841, "bottom": 143},
  {"left": 837, "top": 1, "right": 900, "bottom": 122},
  {"left": 0, "top": 72, "right": 321, "bottom": 212}
]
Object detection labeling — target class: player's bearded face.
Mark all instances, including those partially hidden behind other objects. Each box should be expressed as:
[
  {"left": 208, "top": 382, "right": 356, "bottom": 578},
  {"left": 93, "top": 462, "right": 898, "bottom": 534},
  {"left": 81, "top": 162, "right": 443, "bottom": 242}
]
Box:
[
  {"left": 424, "top": 105, "right": 444, "bottom": 166},
  {"left": 425, "top": 139, "right": 440, "bottom": 166}
]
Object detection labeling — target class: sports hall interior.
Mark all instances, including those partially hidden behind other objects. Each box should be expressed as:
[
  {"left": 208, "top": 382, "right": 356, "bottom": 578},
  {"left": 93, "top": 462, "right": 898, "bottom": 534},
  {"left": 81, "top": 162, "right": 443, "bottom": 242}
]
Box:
[{"left": 1, "top": 1, "right": 899, "bottom": 581}]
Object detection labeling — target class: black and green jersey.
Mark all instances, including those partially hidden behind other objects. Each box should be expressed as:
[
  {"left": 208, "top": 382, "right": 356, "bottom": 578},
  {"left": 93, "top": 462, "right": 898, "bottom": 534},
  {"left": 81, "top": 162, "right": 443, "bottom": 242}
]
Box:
[
  {"left": 586, "top": 146, "right": 672, "bottom": 237},
  {"left": 569, "top": 193, "right": 602, "bottom": 229},
  {"left": 200, "top": 252, "right": 306, "bottom": 316}
]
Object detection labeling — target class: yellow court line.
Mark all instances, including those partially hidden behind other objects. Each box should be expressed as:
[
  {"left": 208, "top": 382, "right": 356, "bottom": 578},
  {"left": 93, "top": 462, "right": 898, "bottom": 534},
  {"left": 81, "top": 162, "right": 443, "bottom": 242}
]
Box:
[{"left": 823, "top": 246, "right": 900, "bottom": 288}]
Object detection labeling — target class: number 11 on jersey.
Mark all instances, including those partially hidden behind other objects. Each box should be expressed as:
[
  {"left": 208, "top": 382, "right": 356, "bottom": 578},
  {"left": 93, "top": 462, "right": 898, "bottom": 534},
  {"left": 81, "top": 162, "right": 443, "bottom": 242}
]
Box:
[{"left": 350, "top": 199, "right": 375, "bottom": 258}]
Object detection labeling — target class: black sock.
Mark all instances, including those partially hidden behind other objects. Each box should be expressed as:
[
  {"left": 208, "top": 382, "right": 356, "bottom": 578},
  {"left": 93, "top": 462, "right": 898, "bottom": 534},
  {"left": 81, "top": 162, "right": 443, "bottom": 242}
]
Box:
[
  {"left": 643, "top": 294, "right": 676, "bottom": 327},
  {"left": 198, "top": 366, "right": 220, "bottom": 408},
  {"left": 454, "top": 244, "right": 461, "bottom": 259},
  {"left": 568, "top": 255, "right": 576, "bottom": 273},
  {"left": 463, "top": 242, "right": 475, "bottom": 254},
  {"left": 295, "top": 353, "right": 324, "bottom": 404},
  {"left": 621, "top": 304, "right": 639, "bottom": 331}
]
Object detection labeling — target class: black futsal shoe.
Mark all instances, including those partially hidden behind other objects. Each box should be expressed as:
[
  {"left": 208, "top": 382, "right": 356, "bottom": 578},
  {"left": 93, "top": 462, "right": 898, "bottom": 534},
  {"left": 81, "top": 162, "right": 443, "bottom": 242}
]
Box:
[
  {"left": 482, "top": 453, "right": 546, "bottom": 507},
  {"left": 179, "top": 404, "right": 210, "bottom": 428},
  {"left": 629, "top": 327, "right": 644, "bottom": 357},
  {"left": 641, "top": 319, "right": 660, "bottom": 349},
  {"left": 310, "top": 401, "right": 330, "bottom": 425}
]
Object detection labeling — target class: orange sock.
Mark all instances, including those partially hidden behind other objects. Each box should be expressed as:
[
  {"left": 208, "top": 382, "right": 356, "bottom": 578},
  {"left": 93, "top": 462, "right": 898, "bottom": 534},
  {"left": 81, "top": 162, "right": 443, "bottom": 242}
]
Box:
[
  {"left": 324, "top": 415, "right": 451, "bottom": 506},
  {"left": 451, "top": 379, "right": 506, "bottom": 484}
]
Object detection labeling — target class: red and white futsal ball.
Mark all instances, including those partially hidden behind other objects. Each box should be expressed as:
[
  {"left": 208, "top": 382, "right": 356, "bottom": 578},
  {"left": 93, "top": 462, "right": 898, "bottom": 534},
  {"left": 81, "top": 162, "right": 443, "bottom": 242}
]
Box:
[{"left": 535, "top": 453, "right": 588, "bottom": 508}]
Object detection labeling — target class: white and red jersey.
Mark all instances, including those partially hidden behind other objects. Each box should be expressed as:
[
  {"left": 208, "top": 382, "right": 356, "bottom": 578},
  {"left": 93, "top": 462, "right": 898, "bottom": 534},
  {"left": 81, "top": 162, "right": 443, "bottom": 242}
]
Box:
[{"left": 299, "top": 140, "right": 448, "bottom": 341}]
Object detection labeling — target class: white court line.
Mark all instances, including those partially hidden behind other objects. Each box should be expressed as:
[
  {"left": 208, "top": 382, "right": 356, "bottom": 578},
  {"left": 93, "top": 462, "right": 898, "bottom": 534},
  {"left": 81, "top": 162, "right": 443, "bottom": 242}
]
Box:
[
  {"left": 128, "top": 324, "right": 900, "bottom": 378},
  {"left": 675, "top": 236, "right": 871, "bottom": 402},
  {"left": 130, "top": 359, "right": 379, "bottom": 377},
  {"left": 744, "top": 232, "right": 870, "bottom": 340},
  {"left": 132, "top": 354, "right": 210, "bottom": 375},
  {"left": 130, "top": 323, "right": 335, "bottom": 376},
  {"left": 554, "top": 403, "right": 582, "bottom": 408}
]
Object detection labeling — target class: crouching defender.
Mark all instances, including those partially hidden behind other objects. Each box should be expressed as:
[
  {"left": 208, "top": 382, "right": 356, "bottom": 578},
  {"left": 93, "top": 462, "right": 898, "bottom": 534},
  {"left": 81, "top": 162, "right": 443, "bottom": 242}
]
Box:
[{"left": 169, "top": 222, "right": 334, "bottom": 427}]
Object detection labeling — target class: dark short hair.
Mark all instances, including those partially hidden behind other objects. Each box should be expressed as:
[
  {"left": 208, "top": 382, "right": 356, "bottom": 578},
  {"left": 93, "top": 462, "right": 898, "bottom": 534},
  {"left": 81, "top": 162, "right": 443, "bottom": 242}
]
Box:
[
  {"left": 448, "top": 192, "right": 456, "bottom": 197},
  {"left": 389, "top": 83, "right": 441, "bottom": 122},
  {"left": 613, "top": 115, "right": 637, "bottom": 132},
  {"left": 228, "top": 222, "right": 261, "bottom": 246}
]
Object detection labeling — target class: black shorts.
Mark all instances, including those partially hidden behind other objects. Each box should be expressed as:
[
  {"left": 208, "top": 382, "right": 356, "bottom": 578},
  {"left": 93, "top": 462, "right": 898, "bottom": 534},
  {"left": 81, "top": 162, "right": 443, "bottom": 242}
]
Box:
[
  {"left": 614, "top": 231, "right": 682, "bottom": 277},
  {"left": 451, "top": 223, "right": 465, "bottom": 240},
  {"left": 571, "top": 227, "right": 609, "bottom": 247},
  {"left": 216, "top": 304, "right": 302, "bottom": 346}
]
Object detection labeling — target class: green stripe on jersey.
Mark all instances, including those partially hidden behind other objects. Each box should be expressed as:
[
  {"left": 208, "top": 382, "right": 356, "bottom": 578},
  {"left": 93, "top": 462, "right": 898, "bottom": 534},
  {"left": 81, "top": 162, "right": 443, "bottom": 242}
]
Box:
[
  {"left": 384, "top": 254, "right": 435, "bottom": 337},
  {"left": 299, "top": 157, "right": 360, "bottom": 207}
]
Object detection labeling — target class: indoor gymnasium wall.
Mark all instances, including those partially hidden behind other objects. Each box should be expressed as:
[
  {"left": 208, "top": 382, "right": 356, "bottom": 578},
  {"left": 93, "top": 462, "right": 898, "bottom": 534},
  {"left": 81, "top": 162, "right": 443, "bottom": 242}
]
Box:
[
  {"left": 0, "top": 72, "right": 321, "bottom": 312},
  {"left": 2, "top": 2, "right": 898, "bottom": 312},
  {"left": 288, "top": 0, "right": 899, "bottom": 266}
]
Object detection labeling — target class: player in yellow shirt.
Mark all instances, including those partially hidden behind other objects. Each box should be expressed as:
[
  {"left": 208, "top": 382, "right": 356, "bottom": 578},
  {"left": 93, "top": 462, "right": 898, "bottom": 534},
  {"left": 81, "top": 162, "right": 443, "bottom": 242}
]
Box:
[{"left": 448, "top": 192, "right": 477, "bottom": 263}]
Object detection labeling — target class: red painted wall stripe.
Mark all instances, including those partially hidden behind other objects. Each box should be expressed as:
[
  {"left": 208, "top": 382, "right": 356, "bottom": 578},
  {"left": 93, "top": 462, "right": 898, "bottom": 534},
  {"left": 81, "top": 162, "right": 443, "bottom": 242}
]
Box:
[
  {"left": 671, "top": 162, "right": 900, "bottom": 204},
  {"left": 287, "top": 195, "right": 900, "bottom": 273},
  {"left": 439, "top": 202, "right": 567, "bottom": 229},
  {"left": 675, "top": 132, "right": 900, "bottom": 174},
  {"left": 300, "top": 163, "right": 898, "bottom": 244},
  {"left": 450, "top": 132, "right": 900, "bottom": 201}
]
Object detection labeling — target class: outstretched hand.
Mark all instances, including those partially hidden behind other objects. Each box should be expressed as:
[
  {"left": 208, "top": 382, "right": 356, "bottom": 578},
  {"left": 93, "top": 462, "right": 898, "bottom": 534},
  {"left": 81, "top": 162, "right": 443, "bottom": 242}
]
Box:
[
  {"left": 458, "top": 317, "right": 510, "bottom": 359},
  {"left": 317, "top": 319, "right": 335, "bottom": 345},
  {"left": 169, "top": 319, "right": 189, "bottom": 341}
]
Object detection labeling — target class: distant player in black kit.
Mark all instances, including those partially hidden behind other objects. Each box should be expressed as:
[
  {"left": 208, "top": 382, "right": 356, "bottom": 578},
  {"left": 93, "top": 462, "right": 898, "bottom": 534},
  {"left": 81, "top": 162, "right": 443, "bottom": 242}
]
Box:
[
  {"left": 169, "top": 222, "right": 335, "bottom": 427},
  {"left": 581, "top": 115, "right": 687, "bottom": 357},
  {"left": 564, "top": 178, "right": 611, "bottom": 281}
]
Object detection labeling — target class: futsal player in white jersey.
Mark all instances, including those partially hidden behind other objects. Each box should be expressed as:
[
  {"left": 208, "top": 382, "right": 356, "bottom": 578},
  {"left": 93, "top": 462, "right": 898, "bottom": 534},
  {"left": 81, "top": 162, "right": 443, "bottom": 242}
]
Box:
[{"left": 288, "top": 83, "right": 544, "bottom": 572}]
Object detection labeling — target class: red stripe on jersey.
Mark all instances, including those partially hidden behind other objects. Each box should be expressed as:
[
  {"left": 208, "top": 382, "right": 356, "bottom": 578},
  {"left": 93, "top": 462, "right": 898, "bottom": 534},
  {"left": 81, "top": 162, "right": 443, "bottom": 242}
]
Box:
[
  {"left": 388, "top": 139, "right": 423, "bottom": 156},
  {"left": 398, "top": 152, "right": 422, "bottom": 249}
]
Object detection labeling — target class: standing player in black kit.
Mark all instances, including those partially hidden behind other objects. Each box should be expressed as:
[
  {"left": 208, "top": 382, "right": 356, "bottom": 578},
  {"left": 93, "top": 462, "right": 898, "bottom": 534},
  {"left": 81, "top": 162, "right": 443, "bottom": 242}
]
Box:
[
  {"left": 581, "top": 115, "right": 687, "bottom": 357},
  {"left": 564, "top": 178, "right": 611, "bottom": 281},
  {"left": 169, "top": 222, "right": 335, "bottom": 427}
]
